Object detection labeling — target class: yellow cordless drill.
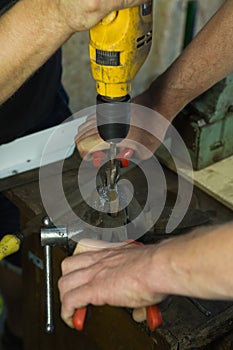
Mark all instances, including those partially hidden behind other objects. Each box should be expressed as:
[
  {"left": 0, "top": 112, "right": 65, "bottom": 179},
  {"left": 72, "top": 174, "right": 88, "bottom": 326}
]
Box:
[
  {"left": 89, "top": 2, "right": 153, "bottom": 141},
  {"left": 89, "top": 1, "right": 153, "bottom": 188}
]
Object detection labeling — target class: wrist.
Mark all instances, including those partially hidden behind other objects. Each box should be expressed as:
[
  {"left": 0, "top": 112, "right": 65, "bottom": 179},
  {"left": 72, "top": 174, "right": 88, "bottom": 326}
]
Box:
[
  {"left": 10, "top": 0, "right": 75, "bottom": 44},
  {"left": 148, "top": 241, "right": 176, "bottom": 296},
  {"left": 38, "top": 0, "right": 74, "bottom": 38},
  {"left": 149, "top": 237, "right": 191, "bottom": 297},
  {"left": 148, "top": 73, "right": 190, "bottom": 122}
]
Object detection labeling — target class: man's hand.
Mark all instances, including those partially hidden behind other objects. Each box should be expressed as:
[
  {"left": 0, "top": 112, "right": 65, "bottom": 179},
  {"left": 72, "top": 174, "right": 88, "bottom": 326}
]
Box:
[
  {"left": 75, "top": 100, "right": 169, "bottom": 161},
  {"left": 58, "top": 222, "right": 233, "bottom": 329},
  {"left": 56, "top": 0, "right": 148, "bottom": 33},
  {"left": 58, "top": 240, "right": 166, "bottom": 328},
  {"left": 75, "top": 69, "right": 189, "bottom": 162},
  {"left": 75, "top": 0, "right": 233, "bottom": 161}
]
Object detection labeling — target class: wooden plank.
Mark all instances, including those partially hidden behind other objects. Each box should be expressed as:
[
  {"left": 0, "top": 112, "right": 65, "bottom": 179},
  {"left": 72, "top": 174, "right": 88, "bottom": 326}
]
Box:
[
  {"left": 190, "top": 156, "right": 233, "bottom": 211},
  {"left": 157, "top": 146, "right": 233, "bottom": 211}
]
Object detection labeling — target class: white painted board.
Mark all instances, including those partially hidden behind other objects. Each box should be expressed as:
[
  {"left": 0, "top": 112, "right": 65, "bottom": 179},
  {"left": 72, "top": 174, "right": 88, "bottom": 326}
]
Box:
[{"left": 0, "top": 117, "right": 86, "bottom": 179}]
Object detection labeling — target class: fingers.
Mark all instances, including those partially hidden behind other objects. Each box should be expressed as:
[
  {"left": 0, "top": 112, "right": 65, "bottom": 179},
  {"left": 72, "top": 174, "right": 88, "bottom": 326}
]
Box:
[
  {"left": 74, "top": 239, "right": 127, "bottom": 254},
  {"left": 59, "top": 247, "right": 119, "bottom": 296},
  {"left": 75, "top": 96, "right": 169, "bottom": 161},
  {"left": 116, "top": 147, "right": 134, "bottom": 160},
  {"left": 62, "top": 240, "right": 129, "bottom": 276},
  {"left": 77, "top": 114, "right": 96, "bottom": 136},
  {"left": 115, "top": 147, "right": 134, "bottom": 168},
  {"left": 60, "top": 240, "right": 128, "bottom": 303},
  {"left": 132, "top": 307, "right": 147, "bottom": 322},
  {"left": 59, "top": 269, "right": 89, "bottom": 302},
  {"left": 76, "top": 112, "right": 161, "bottom": 160},
  {"left": 75, "top": 115, "right": 109, "bottom": 159},
  {"left": 61, "top": 249, "right": 107, "bottom": 275},
  {"left": 59, "top": 244, "right": 164, "bottom": 329},
  {"left": 60, "top": 283, "right": 91, "bottom": 328},
  {"left": 76, "top": 134, "right": 109, "bottom": 159},
  {"left": 75, "top": 127, "right": 98, "bottom": 142},
  {"left": 132, "top": 293, "right": 166, "bottom": 323}
]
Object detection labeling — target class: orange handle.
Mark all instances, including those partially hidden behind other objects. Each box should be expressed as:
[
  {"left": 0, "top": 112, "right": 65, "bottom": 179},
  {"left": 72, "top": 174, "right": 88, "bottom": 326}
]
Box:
[
  {"left": 146, "top": 305, "right": 163, "bottom": 331},
  {"left": 72, "top": 307, "right": 87, "bottom": 331},
  {"left": 92, "top": 148, "right": 134, "bottom": 168},
  {"left": 116, "top": 148, "right": 134, "bottom": 168},
  {"left": 92, "top": 151, "right": 107, "bottom": 167},
  {"left": 72, "top": 239, "right": 162, "bottom": 332},
  {"left": 129, "top": 240, "right": 163, "bottom": 331}
]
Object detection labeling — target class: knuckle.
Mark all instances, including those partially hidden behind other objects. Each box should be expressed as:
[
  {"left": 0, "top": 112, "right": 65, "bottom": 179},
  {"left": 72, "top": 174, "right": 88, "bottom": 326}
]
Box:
[
  {"left": 62, "top": 292, "right": 70, "bottom": 307},
  {"left": 58, "top": 276, "right": 65, "bottom": 293},
  {"left": 61, "top": 258, "right": 69, "bottom": 274},
  {"left": 61, "top": 292, "right": 73, "bottom": 314},
  {"left": 86, "top": 0, "right": 102, "bottom": 13}
]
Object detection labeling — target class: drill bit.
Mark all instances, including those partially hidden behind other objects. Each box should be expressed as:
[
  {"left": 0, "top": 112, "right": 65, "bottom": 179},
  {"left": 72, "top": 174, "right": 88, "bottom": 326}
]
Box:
[
  {"left": 108, "top": 142, "right": 120, "bottom": 215},
  {"left": 109, "top": 142, "right": 118, "bottom": 189},
  {"left": 94, "top": 143, "right": 120, "bottom": 216}
]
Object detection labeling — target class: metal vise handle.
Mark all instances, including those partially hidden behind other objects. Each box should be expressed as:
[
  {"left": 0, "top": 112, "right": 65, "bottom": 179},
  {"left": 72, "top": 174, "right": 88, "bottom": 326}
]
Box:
[
  {"left": 41, "top": 218, "right": 68, "bottom": 333},
  {"left": 44, "top": 244, "right": 54, "bottom": 333}
]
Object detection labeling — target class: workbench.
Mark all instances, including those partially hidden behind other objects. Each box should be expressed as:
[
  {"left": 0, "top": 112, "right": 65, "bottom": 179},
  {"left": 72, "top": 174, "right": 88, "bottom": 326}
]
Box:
[{"left": 2, "top": 151, "right": 233, "bottom": 350}]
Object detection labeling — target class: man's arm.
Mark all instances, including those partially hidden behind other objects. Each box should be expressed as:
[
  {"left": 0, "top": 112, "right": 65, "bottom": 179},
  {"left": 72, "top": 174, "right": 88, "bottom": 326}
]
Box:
[
  {"left": 0, "top": 0, "right": 67, "bottom": 104},
  {"left": 143, "top": 0, "right": 233, "bottom": 120},
  {"left": 151, "top": 223, "right": 233, "bottom": 300},
  {"left": 76, "top": 0, "right": 233, "bottom": 159},
  {"left": 0, "top": 0, "right": 146, "bottom": 104},
  {"left": 58, "top": 222, "right": 233, "bottom": 327}
]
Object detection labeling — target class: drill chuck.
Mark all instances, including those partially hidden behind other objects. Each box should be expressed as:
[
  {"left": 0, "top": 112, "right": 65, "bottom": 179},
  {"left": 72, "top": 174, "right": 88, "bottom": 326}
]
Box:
[{"left": 96, "top": 94, "right": 131, "bottom": 143}]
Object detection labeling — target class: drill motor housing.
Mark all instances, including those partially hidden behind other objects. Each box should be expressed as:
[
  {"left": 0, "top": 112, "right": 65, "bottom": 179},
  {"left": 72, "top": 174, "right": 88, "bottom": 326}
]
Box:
[{"left": 89, "top": 2, "right": 153, "bottom": 142}]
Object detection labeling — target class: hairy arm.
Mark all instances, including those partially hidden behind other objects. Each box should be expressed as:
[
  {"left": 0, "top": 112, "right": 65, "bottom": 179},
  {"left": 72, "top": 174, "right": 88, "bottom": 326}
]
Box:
[
  {"left": 0, "top": 0, "right": 146, "bottom": 104},
  {"left": 144, "top": 0, "right": 233, "bottom": 120},
  {"left": 58, "top": 222, "right": 233, "bottom": 327},
  {"left": 0, "top": 0, "right": 69, "bottom": 104},
  {"left": 151, "top": 222, "right": 233, "bottom": 300},
  {"left": 75, "top": 0, "right": 233, "bottom": 159}
]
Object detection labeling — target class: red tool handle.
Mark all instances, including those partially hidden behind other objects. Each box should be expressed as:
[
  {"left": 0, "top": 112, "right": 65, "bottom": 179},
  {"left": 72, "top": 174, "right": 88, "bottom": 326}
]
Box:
[
  {"left": 92, "top": 148, "right": 134, "bottom": 168},
  {"left": 72, "top": 238, "right": 162, "bottom": 332},
  {"left": 72, "top": 300, "right": 162, "bottom": 332},
  {"left": 92, "top": 151, "right": 106, "bottom": 168},
  {"left": 116, "top": 148, "right": 134, "bottom": 168},
  {"left": 146, "top": 305, "right": 163, "bottom": 331},
  {"left": 72, "top": 307, "right": 87, "bottom": 331},
  {"left": 129, "top": 240, "right": 163, "bottom": 331}
]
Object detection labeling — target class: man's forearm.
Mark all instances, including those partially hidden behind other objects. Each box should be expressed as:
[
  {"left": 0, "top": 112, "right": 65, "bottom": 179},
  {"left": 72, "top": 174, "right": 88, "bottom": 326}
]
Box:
[
  {"left": 149, "top": 0, "right": 233, "bottom": 120},
  {"left": 0, "top": 0, "right": 148, "bottom": 105},
  {"left": 153, "top": 222, "right": 233, "bottom": 300},
  {"left": 0, "top": 0, "right": 71, "bottom": 104}
]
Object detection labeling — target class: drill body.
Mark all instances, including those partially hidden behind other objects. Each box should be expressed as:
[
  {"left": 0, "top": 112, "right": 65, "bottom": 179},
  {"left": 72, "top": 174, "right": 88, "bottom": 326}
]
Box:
[{"left": 89, "top": 2, "right": 153, "bottom": 143}]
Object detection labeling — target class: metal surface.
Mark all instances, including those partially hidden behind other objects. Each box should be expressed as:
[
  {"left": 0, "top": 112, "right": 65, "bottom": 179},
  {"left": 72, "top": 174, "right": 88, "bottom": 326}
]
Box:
[
  {"left": 28, "top": 251, "right": 43, "bottom": 270},
  {"left": 41, "top": 227, "right": 68, "bottom": 247},
  {"left": 174, "top": 74, "right": 233, "bottom": 170},
  {"left": 109, "top": 142, "right": 118, "bottom": 190},
  {"left": 40, "top": 222, "right": 86, "bottom": 333},
  {"left": 44, "top": 244, "right": 54, "bottom": 334},
  {"left": 96, "top": 148, "right": 122, "bottom": 218},
  {"left": 42, "top": 218, "right": 67, "bottom": 333},
  {"left": 187, "top": 297, "right": 212, "bottom": 317}
]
